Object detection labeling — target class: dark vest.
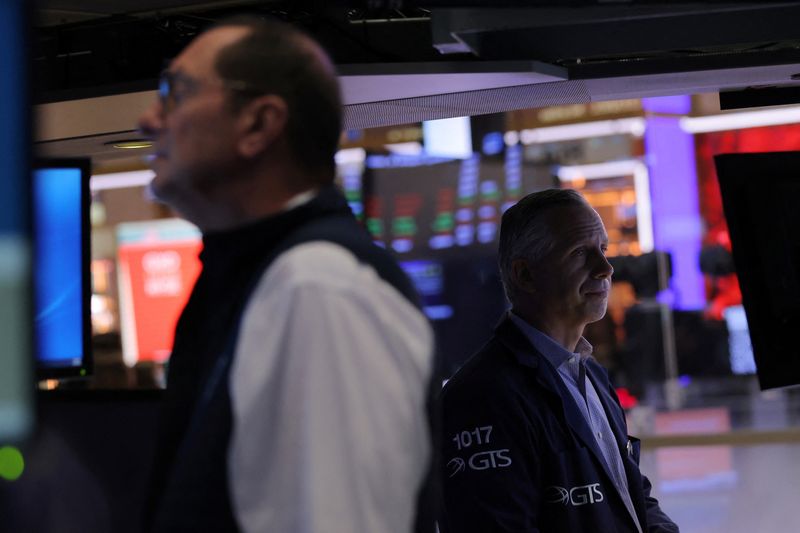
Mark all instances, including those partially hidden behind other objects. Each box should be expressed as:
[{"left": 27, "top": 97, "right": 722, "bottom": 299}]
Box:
[{"left": 146, "top": 186, "right": 438, "bottom": 532}]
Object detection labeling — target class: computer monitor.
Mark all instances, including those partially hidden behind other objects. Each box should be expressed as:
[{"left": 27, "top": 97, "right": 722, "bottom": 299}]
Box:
[
  {"left": 362, "top": 154, "right": 510, "bottom": 374},
  {"left": 0, "top": 0, "right": 32, "bottom": 443},
  {"left": 32, "top": 158, "right": 92, "bottom": 379},
  {"left": 715, "top": 151, "right": 800, "bottom": 390},
  {"left": 362, "top": 154, "right": 466, "bottom": 256}
]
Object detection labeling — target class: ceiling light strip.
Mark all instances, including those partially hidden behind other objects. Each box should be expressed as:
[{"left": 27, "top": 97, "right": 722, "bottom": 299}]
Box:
[
  {"left": 680, "top": 106, "right": 800, "bottom": 134},
  {"left": 517, "top": 117, "right": 646, "bottom": 145}
]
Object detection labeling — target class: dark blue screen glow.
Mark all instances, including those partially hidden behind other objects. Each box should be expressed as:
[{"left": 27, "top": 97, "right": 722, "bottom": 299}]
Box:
[
  {"left": 33, "top": 168, "right": 83, "bottom": 367},
  {"left": 0, "top": 4, "right": 25, "bottom": 235},
  {"left": 0, "top": 0, "right": 33, "bottom": 440}
]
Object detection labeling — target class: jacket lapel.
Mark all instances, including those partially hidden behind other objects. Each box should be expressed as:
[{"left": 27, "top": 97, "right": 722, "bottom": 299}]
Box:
[
  {"left": 494, "top": 317, "right": 622, "bottom": 490},
  {"left": 584, "top": 359, "right": 629, "bottom": 452},
  {"left": 585, "top": 357, "right": 647, "bottom": 532}
]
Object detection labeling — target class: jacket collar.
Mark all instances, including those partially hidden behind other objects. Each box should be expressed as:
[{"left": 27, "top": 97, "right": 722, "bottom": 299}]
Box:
[
  {"left": 494, "top": 314, "right": 544, "bottom": 371},
  {"left": 495, "top": 314, "right": 638, "bottom": 525},
  {"left": 507, "top": 312, "right": 596, "bottom": 371}
]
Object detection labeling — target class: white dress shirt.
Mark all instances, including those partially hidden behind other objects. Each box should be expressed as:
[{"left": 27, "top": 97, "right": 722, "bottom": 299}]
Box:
[{"left": 228, "top": 240, "right": 435, "bottom": 533}]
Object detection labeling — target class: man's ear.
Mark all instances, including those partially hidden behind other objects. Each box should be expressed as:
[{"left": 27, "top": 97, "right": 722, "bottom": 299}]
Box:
[
  {"left": 510, "top": 258, "right": 536, "bottom": 294},
  {"left": 237, "top": 94, "right": 288, "bottom": 159}
]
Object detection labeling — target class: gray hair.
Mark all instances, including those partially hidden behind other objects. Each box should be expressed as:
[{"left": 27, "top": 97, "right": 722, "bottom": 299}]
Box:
[{"left": 498, "top": 188, "right": 589, "bottom": 305}]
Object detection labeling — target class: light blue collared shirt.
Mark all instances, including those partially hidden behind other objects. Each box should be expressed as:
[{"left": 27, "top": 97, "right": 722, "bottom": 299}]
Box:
[{"left": 509, "top": 312, "right": 642, "bottom": 533}]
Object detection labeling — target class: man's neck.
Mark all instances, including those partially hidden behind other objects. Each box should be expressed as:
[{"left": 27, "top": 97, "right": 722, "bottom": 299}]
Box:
[
  {"left": 511, "top": 307, "right": 584, "bottom": 353},
  {"left": 186, "top": 166, "right": 322, "bottom": 233}
]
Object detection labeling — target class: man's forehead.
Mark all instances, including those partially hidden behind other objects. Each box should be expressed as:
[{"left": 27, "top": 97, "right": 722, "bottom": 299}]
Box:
[
  {"left": 170, "top": 26, "right": 252, "bottom": 77},
  {"left": 545, "top": 203, "right": 607, "bottom": 240}
]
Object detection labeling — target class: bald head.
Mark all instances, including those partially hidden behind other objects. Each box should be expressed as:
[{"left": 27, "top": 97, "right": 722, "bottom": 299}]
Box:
[
  {"left": 169, "top": 26, "right": 251, "bottom": 82},
  {"left": 210, "top": 16, "right": 342, "bottom": 181}
]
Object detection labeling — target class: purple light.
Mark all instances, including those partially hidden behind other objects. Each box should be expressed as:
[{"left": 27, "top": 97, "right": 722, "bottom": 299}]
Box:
[
  {"left": 642, "top": 96, "right": 692, "bottom": 115},
  {"left": 644, "top": 95, "right": 706, "bottom": 310}
]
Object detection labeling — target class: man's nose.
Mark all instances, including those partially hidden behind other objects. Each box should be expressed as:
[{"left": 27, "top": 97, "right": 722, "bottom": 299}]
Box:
[
  {"left": 137, "top": 99, "right": 165, "bottom": 139},
  {"left": 592, "top": 252, "right": 614, "bottom": 279}
]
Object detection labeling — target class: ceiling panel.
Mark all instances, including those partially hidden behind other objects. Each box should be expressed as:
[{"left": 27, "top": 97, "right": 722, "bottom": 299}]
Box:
[
  {"left": 36, "top": 0, "right": 264, "bottom": 26},
  {"left": 39, "top": 0, "right": 240, "bottom": 15},
  {"left": 32, "top": 1, "right": 800, "bottom": 163}
]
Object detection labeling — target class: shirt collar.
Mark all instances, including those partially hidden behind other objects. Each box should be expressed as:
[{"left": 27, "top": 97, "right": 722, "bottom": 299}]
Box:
[
  {"left": 508, "top": 311, "right": 593, "bottom": 370},
  {"left": 282, "top": 188, "right": 319, "bottom": 212}
]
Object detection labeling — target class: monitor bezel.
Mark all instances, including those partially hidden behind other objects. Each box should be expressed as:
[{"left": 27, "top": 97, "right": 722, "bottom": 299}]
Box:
[{"left": 32, "top": 157, "right": 92, "bottom": 380}]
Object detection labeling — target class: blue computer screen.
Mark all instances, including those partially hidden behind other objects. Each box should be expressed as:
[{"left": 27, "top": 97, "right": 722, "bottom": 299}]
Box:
[{"left": 33, "top": 167, "right": 86, "bottom": 370}]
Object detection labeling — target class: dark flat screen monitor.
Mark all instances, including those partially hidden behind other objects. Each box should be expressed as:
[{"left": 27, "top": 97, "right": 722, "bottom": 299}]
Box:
[
  {"left": 33, "top": 158, "right": 92, "bottom": 379},
  {"left": 715, "top": 152, "right": 800, "bottom": 390}
]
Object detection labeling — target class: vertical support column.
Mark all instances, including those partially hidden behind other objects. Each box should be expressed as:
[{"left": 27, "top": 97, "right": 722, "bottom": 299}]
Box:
[
  {"left": 643, "top": 96, "right": 706, "bottom": 310},
  {"left": 643, "top": 96, "right": 705, "bottom": 409}
]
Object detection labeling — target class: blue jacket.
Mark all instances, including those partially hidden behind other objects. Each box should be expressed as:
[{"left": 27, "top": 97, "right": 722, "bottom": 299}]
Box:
[{"left": 439, "top": 316, "right": 679, "bottom": 533}]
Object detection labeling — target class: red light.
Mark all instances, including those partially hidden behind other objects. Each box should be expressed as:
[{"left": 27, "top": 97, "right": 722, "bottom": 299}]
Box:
[{"left": 615, "top": 387, "right": 638, "bottom": 410}]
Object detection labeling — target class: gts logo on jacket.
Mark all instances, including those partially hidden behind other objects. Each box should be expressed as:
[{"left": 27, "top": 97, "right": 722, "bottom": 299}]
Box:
[
  {"left": 544, "top": 483, "right": 604, "bottom": 506},
  {"left": 447, "top": 449, "right": 513, "bottom": 477}
]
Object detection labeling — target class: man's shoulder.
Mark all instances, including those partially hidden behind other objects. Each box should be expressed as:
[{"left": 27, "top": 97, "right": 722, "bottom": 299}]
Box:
[
  {"left": 259, "top": 218, "right": 417, "bottom": 301},
  {"left": 442, "top": 336, "right": 530, "bottom": 402},
  {"left": 265, "top": 241, "right": 376, "bottom": 291},
  {"left": 248, "top": 241, "right": 428, "bottom": 335}
]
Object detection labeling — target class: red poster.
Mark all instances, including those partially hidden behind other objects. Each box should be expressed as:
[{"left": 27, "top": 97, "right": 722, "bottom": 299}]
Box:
[{"left": 117, "top": 220, "right": 202, "bottom": 365}]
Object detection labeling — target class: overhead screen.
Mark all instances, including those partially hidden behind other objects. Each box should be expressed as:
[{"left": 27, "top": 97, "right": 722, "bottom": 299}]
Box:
[
  {"left": 33, "top": 159, "right": 92, "bottom": 379},
  {"left": 0, "top": 0, "right": 32, "bottom": 442},
  {"left": 362, "top": 154, "right": 511, "bottom": 374}
]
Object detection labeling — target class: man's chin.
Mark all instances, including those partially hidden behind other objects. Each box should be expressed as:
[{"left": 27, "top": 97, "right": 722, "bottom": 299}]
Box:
[
  {"left": 146, "top": 173, "right": 176, "bottom": 204},
  {"left": 584, "top": 303, "right": 609, "bottom": 324}
]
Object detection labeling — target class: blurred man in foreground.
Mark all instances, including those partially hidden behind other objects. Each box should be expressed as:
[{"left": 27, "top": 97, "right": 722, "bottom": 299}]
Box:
[
  {"left": 439, "top": 189, "right": 678, "bottom": 532},
  {"left": 138, "top": 16, "right": 436, "bottom": 533}
]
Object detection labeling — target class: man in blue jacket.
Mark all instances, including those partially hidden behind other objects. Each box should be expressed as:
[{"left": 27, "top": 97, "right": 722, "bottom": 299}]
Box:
[{"left": 439, "top": 189, "right": 678, "bottom": 532}]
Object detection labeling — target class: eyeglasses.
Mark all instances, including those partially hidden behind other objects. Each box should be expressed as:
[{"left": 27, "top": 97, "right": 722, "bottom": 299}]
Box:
[{"left": 158, "top": 70, "right": 262, "bottom": 114}]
